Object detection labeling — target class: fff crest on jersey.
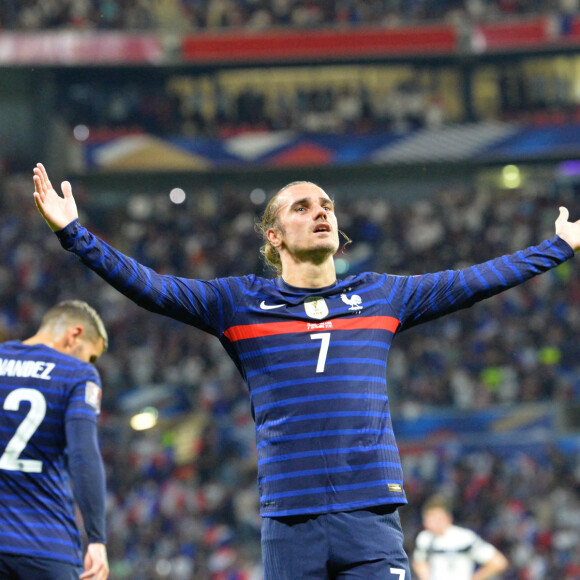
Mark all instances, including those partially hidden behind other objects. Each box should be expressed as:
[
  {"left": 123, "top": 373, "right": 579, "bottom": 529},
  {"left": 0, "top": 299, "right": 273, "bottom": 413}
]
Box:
[
  {"left": 341, "top": 293, "right": 363, "bottom": 311},
  {"left": 304, "top": 296, "right": 328, "bottom": 320}
]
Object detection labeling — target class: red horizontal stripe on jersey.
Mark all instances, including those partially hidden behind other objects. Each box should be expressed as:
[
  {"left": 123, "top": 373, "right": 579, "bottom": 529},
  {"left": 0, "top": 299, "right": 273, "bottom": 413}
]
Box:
[{"left": 224, "top": 316, "right": 400, "bottom": 342}]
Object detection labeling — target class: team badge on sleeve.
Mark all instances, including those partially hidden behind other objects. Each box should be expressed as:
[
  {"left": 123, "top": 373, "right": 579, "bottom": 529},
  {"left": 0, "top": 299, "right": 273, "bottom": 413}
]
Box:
[{"left": 85, "top": 381, "right": 102, "bottom": 414}]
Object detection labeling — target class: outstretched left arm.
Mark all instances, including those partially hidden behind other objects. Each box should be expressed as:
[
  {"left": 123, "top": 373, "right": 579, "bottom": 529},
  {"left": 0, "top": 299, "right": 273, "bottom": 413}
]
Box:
[
  {"left": 397, "top": 207, "right": 577, "bottom": 331},
  {"left": 555, "top": 206, "right": 580, "bottom": 252}
]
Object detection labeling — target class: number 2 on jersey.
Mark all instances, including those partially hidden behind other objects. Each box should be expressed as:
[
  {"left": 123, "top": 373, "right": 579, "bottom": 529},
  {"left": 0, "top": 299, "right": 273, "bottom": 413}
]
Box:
[
  {"left": 310, "top": 332, "right": 331, "bottom": 373},
  {"left": 0, "top": 388, "right": 46, "bottom": 473}
]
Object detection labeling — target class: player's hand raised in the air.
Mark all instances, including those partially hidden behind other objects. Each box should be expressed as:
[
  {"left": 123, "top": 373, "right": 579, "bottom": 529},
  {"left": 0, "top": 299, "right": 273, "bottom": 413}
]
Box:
[
  {"left": 555, "top": 207, "right": 580, "bottom": 253},
  {"left": 33, "top": 163, "right": 79, "bottom": 232}
]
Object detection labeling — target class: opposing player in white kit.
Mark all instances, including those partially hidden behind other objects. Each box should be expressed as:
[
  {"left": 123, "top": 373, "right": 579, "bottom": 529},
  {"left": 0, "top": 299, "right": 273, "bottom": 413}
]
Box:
[{"left": 413, "top": 495, "right": 508, "bottom": 580}]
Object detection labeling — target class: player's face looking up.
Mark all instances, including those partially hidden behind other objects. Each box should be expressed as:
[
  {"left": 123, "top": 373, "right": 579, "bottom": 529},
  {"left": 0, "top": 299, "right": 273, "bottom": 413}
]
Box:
[{"left": 266, "top": 183, "right": 339, "bottom": 266}]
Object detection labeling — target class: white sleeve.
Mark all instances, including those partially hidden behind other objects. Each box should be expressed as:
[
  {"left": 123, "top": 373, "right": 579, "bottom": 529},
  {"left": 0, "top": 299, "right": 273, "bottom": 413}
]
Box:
[
  {"left": 413, "top": 530, "right": 433, "bottom": 563},
  {"left": 469, "top": 533, "right": 497, "bottom": 564}
]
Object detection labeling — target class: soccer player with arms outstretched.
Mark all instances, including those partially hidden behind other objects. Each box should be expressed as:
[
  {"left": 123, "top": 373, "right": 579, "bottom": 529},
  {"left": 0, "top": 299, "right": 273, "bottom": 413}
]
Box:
[
  {"left": 33, "top": 163, "right": 579, "bottom": 579},
  {"left": 0, "top": 300, "right": 109, "bottom": 580}
]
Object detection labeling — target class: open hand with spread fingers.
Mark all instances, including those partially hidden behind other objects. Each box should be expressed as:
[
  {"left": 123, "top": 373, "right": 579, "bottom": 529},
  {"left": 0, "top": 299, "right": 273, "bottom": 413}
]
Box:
[{"left": 33, "top": 163, "right": 79, "bottom": 232}]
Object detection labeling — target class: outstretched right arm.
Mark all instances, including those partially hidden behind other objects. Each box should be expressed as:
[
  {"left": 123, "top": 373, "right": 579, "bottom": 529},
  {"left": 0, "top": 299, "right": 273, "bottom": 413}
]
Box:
[{"left": 32, "top": 164, "right": 236, "bottom": 336}]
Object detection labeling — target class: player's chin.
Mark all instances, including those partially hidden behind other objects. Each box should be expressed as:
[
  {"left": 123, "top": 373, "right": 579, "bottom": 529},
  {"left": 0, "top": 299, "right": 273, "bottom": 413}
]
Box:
[
  {"left": 325, "top": 238, "right": 340, "bottom": 253},
  {"left": 299, "top": 243, "right": 337, "bottom": 262},
  {"left": 313, "top": 233, "right": 338, "bottom": 248},
  {"left": 314, "top": 242, "right": 340, "bottom": 259}
]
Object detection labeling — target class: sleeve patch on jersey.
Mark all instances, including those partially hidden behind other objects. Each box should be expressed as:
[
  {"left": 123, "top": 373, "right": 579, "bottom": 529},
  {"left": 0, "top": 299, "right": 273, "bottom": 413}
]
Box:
[{"left": 85, "top": 381, "right": 102, "bottom": 414}]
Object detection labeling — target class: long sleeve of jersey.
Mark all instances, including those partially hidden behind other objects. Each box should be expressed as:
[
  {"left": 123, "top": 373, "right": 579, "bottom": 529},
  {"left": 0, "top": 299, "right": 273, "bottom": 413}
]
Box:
[
  {"left": 56, "top": 220, "right": 234, "bottom": 336},
  {"left": 56, "top": 220, "right": 573, "bottom": 333},
  {"left": 66, "top": 417, "right": 107, "bottom": 544},
  {"left": 391, "top": 235, "right": 574, "bottom": 330}
]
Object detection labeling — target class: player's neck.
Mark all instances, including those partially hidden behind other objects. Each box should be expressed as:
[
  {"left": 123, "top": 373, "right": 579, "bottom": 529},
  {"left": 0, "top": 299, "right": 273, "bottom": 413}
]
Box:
[
  {"left": 23, "top": 331, "right": 66, "bottom": 353},
  {"left": 23, "top": 333, "right": 54, "bottom": 349},
  {"left": 280, "top": 258, "right": 336, "bottom": 289}
]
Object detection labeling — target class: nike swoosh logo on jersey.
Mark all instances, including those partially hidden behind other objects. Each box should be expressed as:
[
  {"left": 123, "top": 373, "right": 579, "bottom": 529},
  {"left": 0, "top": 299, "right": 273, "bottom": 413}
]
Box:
[{"left": 260, "top": 301, "right": 285, "bottom": 310}]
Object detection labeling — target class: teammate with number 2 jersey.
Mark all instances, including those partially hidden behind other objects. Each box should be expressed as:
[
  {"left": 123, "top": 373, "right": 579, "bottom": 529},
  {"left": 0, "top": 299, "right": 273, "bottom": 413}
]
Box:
[
  {"left": 0, "top": 301, "right": 109, "bottom": 580},
  {"left": 33, "top": 164, "right": 580, "bottom": 579}
]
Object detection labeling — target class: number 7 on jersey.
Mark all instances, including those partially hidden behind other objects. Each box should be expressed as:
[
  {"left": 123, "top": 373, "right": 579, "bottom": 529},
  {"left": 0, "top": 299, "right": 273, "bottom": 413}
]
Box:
[{"left": 310, "top": 332, "right": 330, "bottom": 373}]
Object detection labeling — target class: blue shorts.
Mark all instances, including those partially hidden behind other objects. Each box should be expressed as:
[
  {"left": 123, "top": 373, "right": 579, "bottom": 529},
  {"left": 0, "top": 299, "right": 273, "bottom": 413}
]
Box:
[
  {"left": 0, "top": 553, "right": 81, "bottom": 580},
  {"left": 261, "top": 506, "right": 411, "bottom": 580}
]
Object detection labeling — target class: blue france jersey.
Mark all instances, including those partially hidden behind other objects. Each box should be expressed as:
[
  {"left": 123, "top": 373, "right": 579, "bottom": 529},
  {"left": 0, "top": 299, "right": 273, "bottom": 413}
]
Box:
[
  {"left": 57, "top": 221, "right": 573, "bottom": 517},
  {"left": 0, "top": 341, "right": 102, "bottom": 565}
]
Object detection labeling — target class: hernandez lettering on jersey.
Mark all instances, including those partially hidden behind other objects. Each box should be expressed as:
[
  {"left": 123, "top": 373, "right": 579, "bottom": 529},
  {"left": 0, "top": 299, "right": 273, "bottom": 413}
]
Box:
[{"left": 0, "top": 358, "right": 55, "bottom": 380}]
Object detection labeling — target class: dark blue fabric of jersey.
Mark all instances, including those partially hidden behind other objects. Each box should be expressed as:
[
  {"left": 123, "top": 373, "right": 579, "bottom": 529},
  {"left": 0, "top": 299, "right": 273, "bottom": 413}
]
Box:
[
  {"left": 0, "top": 341, "right": 106, "bottom": 565},
  {"left": 57, "top": 220, "right": 574, "bottom": 517},
  {"left": 66, "top": 418, "right": 107, "bottom": 543}
]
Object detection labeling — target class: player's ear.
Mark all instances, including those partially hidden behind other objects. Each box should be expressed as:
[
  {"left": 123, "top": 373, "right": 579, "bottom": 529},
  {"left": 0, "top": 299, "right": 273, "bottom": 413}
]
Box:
[
  {"left": 267, "top": 227, "right": 283, "bottom": 248},
  {"left": 64, "top": 324, "right": 84, "bottom": 346}
]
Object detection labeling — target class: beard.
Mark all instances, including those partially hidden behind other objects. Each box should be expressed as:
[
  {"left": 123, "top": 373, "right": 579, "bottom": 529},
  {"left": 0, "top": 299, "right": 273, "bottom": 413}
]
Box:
[{"left": 291, "top": 237, "right": 339, "bottom": 264}]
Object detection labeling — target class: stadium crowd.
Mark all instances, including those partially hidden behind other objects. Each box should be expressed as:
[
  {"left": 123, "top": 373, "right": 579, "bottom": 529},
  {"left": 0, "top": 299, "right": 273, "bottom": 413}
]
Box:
[
  {"left": 49, "top": 56, "right": 578, "bottom": 143},
  {"left": 58, "top": 72, "right": 447, "bottom": 140},
  {"left": 1, "top": 167, "right": 580, "bottom": 578},
  {"left": 0, "top": 0, "right": 574, "bottom": 31}
]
